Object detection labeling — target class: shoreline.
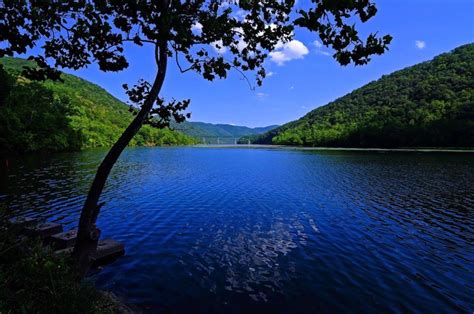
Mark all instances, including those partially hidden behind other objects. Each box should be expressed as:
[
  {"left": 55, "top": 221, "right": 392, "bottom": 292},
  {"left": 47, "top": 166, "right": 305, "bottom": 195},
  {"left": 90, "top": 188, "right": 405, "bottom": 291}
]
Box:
[{"left": 191, "top": 144, "right": 474, "bottom": 153}]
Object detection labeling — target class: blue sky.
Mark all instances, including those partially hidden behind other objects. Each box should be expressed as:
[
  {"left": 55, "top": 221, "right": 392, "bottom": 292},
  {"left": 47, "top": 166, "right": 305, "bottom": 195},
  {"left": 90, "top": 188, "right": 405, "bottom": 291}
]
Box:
[{"left": 64, "top": 0, "right": 474, "bottom": 127}]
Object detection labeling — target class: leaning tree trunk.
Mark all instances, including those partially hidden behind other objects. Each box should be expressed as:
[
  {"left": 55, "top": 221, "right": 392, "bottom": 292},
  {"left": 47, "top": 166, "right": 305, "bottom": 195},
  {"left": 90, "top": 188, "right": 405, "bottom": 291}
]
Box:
[{"left": 72, "top": 42, "right": 168, "bottom": 279}]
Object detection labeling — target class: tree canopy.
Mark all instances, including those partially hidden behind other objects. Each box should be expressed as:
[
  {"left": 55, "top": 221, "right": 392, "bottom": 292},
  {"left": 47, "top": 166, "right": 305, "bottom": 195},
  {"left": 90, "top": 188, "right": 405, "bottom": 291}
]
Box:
[
  {"left": 1, "top": 1, "right": 391, "bottom": 83},
  {"left": 0, "top": 57, "right": 197, "bottom": 153},
  {"left": 243, "top": 44, "right": 474, "bottom": 148}
]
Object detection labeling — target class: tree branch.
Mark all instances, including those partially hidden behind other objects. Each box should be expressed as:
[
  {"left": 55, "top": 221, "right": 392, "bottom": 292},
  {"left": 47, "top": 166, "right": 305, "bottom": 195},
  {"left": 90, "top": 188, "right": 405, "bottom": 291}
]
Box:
[
  {"left": 173, "top": 46, "right": 194, "bottom": 73},
  {"left": 122, "top": 38, "right": 157, "bottom": 45}
]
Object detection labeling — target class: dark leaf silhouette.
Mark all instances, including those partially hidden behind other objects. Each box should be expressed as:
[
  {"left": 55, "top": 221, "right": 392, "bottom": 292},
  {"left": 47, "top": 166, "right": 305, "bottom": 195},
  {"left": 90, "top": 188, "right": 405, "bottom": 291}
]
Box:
[{"left": 0, "top": 0, "right": 391, "bottom": 278}]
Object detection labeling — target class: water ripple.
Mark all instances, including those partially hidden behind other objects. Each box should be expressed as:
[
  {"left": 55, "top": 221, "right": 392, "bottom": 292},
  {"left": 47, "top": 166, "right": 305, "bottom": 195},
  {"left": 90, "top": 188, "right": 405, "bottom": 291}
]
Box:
[{"left": 1, "top": 148, "right": 473, "bottom": 313}]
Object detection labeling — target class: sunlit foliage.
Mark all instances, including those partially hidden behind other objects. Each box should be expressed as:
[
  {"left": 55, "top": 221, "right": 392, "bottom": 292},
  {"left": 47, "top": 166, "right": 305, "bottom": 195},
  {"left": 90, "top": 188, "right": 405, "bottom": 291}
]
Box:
[
  {"left": 0, "top": 58, "right": 197, "bottom": 153},
  {"left": 245, "top": 44, "right": 474, "bottom": 148}
]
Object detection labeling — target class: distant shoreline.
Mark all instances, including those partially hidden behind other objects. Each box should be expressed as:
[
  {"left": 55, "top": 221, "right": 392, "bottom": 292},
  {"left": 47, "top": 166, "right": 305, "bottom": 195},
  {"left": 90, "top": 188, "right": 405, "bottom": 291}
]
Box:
[{"left": 192, "top": 144, "right": 474, "bottom": 153}]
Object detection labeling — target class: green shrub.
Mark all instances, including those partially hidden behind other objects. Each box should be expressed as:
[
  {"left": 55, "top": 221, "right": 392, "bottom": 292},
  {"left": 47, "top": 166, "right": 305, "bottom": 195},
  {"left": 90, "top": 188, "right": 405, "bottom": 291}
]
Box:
[{"left": 0, "top": 226, "right": 116, "bottom": 314}]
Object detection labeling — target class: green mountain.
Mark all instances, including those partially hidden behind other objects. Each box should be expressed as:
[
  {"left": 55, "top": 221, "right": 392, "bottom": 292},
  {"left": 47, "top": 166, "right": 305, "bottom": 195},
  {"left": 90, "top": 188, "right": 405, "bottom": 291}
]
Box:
[
  {"left": 245, "top": 44, "right": 474, "bottom": 148},
  {"left": 0, "top": 57, "right": 197, "bottom": 153},
  {"left": 175, "top": 121, "right": 278, "bottom": 144}
]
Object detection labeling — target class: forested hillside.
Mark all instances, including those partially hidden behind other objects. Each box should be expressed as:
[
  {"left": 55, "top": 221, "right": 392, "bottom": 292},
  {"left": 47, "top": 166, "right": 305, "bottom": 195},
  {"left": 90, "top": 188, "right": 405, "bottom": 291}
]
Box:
[
  {"left": 247, "top": 44, "right": 474, "bottom": 148},
  {"left": 0, "top": 58, "right": 197, "bottom": 153}
]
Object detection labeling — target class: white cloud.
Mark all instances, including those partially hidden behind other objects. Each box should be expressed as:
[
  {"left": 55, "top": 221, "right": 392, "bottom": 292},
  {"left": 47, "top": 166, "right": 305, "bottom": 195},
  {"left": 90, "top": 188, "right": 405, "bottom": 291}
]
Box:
[
  {"left": 269, "top": 40, "right": 309, "bottom": 66},
  {"left": 211, "top": 40, "right": 227, "bottom": 54},
  {"left": 289, "top": 86, "right": 295, "bottom": 90},
  {"left": 230, "top": 27, "right": 248, "bottom": 53},
  {"left": 236, "top": 39, "right": 247, "bottom": 52},
  {"left": 415, "top": 40, "right": 426, "bottom": 50},
  {"left": 274, "top": 39, "right": 284, "bottom": 50},
  {"left": 267, "top": 71, "right": 275, "bottom": 77},
  {"left": 191, "top": 22, "right": 203, "bottom": 33}
]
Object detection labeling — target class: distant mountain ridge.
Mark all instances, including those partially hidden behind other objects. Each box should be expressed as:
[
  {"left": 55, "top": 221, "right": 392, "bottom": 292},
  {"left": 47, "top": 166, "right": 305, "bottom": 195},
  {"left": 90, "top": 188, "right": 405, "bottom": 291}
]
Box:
[
  {"left": 174, "top": 121, "right": 278, "bottom": 144},
  {"left": 245, "top": 44, "right": 474, "bottom": 148}
]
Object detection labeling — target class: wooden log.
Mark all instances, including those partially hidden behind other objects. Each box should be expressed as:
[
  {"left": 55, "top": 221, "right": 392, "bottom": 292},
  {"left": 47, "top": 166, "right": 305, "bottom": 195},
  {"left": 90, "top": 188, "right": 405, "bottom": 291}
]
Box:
[
  {"left": 23, "top": 222, "right": 63, "bottom": 239},
  {"left": 55, "top": 239, "right": 125, "bottom": 267},
  {"left": 48, "top": 229, "right": 77, "bottom": 250},
  {"left": 92, "top": 239, "right": 125, "bottom": 266},
  {"left": 10, "top": 219, "right": 124, "bottom": 269}
]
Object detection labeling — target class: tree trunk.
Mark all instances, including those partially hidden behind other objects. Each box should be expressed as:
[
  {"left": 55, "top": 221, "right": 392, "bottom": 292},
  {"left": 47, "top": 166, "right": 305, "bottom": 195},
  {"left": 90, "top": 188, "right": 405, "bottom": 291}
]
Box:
[{"left": 72, "top": 42, "right": 168, "bottom": 279}]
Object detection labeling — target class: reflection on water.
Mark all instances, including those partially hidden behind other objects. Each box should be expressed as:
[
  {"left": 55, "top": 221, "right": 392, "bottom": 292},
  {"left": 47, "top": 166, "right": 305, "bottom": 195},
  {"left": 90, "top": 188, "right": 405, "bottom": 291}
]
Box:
[{"left": 1, "top": 147, "right": 473, "bottom": 313}]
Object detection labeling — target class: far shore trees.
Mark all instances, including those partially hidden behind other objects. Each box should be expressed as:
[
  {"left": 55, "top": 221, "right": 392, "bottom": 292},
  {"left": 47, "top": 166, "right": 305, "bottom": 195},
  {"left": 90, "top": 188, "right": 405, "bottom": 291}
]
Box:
[{"left": 0, "top": 0, "right": 391, "bottom": 278}]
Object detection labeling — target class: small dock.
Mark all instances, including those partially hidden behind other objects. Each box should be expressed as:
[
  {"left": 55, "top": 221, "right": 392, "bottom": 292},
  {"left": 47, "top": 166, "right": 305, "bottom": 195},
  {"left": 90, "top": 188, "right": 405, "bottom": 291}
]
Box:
[{"left": 8, "top": 217, "right": 125, "bottom": 269}]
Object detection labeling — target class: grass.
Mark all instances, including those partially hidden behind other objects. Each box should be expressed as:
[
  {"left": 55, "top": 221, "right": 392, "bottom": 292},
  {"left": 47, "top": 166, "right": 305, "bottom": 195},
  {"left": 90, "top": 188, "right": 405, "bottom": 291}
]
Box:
[{"left": 0, "top": 222, "right": 118, "bottom": 314}]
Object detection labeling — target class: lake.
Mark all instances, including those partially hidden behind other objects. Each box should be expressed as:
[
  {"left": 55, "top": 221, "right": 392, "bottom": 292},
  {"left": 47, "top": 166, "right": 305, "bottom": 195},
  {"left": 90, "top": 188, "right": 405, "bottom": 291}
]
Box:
[{"left": 1, "top": 147, "right": 473, "bottom": 313}]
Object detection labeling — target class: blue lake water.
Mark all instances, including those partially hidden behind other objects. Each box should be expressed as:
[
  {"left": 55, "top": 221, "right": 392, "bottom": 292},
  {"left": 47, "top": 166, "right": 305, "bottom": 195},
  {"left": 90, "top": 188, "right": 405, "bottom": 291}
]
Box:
[{"left": 1, "top": 147, "right": 473, "bottom": 313}]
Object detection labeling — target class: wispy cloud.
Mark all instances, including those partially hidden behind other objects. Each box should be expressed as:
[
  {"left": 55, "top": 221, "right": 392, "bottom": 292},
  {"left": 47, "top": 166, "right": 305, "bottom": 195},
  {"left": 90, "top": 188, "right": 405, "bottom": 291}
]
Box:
[
  {"left": 312, "top": 40, "right": 331, "bottom": 56},
  {"left": 289, "top": 86, "right": 295, "bottom": 90},
  {"left": 415, "top": 40, "right": 426, "bottom": 50},
  {"left": 313, "top": 40, "right": 323, "bottom": 48},
  {"left": 266, "top": 71, "right": 275, "bottom": 77},
  {"left": 256, "top": 92, "right": 269, "bottom": 100},
  {"left": 269, "top": 40, "right": 309, "bottom": 66}
]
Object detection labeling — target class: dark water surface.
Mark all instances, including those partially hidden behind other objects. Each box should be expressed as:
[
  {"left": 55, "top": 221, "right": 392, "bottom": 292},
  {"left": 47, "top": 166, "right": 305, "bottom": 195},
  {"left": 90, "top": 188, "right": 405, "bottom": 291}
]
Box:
[{"left": 1, "top": 147, "right": 473, "bottom": 313}]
